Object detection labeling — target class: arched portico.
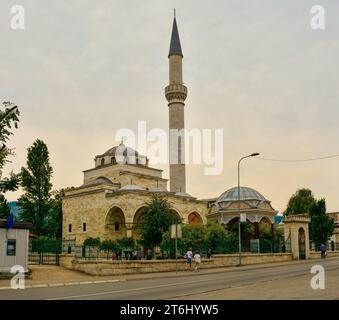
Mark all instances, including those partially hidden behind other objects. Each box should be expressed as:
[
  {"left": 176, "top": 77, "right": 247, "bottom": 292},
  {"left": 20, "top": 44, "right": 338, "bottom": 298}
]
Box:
[
  {"left": 132, "top": 206, "right": 148, "bottom": 238},
  {"left": 188, "top": 212, "right": 203, "bottom": 224},
  {"left": 105, "top": 206, "right": 126, "bottom": 239}
]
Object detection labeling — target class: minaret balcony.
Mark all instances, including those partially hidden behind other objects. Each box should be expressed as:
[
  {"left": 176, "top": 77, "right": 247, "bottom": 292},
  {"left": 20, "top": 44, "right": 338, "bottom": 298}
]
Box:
[{"left": 165, "top": 84, "right": 187, "bottom": 104}]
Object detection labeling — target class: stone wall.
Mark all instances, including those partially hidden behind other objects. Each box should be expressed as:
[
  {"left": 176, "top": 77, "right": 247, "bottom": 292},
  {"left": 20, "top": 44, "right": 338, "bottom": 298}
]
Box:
[
  {"left": 60, "top": 253, "right": 293, "bottom": 276},
  {"left": 309, "top": 251, "right": 339, "bottom": 259}
]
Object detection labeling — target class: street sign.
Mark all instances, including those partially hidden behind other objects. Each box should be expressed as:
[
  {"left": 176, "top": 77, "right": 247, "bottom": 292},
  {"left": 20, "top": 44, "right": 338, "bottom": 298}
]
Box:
[
  {"left": 240, "top": 213, "right": 247, "bottom": 222},
  {"left": 170, "top": 224, "right": 182, "bottom": 239}
]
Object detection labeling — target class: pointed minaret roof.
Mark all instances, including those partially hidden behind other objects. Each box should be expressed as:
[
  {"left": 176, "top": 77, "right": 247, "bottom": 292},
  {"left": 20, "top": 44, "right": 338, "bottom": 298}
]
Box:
[{"left": 168, "top": 12, "right": 183, "bottom": 58}]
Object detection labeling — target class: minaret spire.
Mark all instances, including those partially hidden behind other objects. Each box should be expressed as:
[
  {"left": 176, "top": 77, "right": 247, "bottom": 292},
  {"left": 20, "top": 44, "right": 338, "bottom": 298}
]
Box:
[
  {"left": 165, "top": 12, "right": 187, "bottom": 193},
  {"left": 168, "top": 11, "right": 183, "bottom": 58}
]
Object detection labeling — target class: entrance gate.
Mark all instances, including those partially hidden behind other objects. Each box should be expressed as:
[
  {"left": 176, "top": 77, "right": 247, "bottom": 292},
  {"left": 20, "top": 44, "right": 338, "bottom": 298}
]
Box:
[
  {"left": 298, "top": 228, "right": 306, "bottom": 260},
  {"left": 28, "top": 240, "right": 62, "bottom": 265}
]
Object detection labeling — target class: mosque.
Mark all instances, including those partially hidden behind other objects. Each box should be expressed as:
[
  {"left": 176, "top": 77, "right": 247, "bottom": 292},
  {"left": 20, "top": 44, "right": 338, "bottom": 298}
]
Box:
[{"left": 62, "top": 15, "right": 277, "bottom": 246}]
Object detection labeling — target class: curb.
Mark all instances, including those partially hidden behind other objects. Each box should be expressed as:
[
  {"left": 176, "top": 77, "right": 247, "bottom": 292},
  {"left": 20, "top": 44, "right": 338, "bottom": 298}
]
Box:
[{"left": 0, "top": 278, "right": 126, "bottom": 290}]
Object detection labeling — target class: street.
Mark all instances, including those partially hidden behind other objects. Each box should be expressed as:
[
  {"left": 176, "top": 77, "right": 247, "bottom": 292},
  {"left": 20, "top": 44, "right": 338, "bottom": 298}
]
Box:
[{"left": 0, "top": 257, "right": 338, "bottom": 300}]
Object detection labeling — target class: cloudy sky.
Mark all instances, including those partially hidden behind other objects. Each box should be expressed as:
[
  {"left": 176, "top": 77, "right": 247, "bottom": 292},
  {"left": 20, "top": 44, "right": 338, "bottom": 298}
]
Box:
[{"left": 1, "top": 0, "right": 338, "bottom": 212}]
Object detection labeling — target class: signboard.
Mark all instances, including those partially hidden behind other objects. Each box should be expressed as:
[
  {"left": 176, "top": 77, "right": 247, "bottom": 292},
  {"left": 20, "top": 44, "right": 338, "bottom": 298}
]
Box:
[
  {"left": 250, "top": 239, "right": 260, "bottom": 253},
  {"left": 170, "top": 224, "right": 182, "bottom": 239},
  {"left": 240, "top": 213, "right": 247, "bottom": 222}
]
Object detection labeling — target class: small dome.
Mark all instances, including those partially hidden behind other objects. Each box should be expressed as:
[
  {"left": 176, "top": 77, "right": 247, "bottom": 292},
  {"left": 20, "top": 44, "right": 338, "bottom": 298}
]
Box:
[
  {"left": 119, "top": 184, "right": 146, "bottom": 191},
  {"left": 174, "top": 191, "right": 193, "bottom": 198},
  {"left": 216, "top": 187, "right": 266, "bottom": 203},
  {"left": 103, "top": 143, "right": 139, "bottom": 157},
  {"left": 83, "top": 177, "right": 114, "bottom": 187},
  {"left": 95, "top": 142, "right": 148, "bottom": 166}
]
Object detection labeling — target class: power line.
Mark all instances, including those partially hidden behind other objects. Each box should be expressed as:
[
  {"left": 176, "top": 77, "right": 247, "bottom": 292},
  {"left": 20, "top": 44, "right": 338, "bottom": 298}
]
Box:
[{"left": 258, "top": 154, "right": 339, "bottom": 162}]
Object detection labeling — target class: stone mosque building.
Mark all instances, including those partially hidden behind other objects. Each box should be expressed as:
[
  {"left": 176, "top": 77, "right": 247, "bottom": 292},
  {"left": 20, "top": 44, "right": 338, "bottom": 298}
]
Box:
[{"left": 62, "top": 15, "right": 277, "bottom": 245}]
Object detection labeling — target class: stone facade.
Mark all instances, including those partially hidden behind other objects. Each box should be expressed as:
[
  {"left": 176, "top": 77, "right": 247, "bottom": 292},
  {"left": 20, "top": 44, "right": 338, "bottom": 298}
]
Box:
[{"left": 62, "top": 177, "right": 208, "bottom": 245}]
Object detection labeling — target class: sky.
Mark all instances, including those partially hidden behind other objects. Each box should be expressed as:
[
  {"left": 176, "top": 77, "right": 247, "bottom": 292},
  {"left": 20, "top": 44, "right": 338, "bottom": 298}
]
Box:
[{"left": 0, "top": 0, "right": 339, "bottom": 212}]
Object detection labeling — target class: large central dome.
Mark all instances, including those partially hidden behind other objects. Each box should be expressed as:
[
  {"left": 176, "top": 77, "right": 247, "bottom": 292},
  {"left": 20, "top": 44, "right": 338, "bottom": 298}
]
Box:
[{"left": 216, "top": 186, "right": 266, "bottom": 203}]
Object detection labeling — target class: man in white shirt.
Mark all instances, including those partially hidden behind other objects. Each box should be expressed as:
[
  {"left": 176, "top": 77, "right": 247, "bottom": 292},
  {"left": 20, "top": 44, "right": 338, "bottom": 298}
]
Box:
[{"left": 194, "top": 252, "right": 201, "bottom": 272}]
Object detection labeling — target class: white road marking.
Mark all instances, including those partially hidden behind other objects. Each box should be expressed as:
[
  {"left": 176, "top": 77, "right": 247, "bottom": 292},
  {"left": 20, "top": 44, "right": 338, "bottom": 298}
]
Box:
[{"left": 46, "top": 277, "right": 220, "bottom": 300}]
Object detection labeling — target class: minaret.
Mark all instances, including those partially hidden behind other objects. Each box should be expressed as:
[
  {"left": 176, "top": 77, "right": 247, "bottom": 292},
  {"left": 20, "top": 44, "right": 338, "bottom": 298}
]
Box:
[{"left": 165, "top": 12, "right": 187, "bottom": 193}]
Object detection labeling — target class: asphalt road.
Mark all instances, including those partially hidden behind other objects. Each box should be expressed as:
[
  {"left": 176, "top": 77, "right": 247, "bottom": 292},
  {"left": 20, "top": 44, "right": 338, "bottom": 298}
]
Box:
[{"left": 1, "top": 258, "right": 338, "bottom": 300}]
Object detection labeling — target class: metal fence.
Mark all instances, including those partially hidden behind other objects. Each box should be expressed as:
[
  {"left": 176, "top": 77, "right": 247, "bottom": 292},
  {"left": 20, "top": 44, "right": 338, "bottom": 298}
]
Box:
[
  {"left": 28, "top": 239, "right": 63, "bottom": 265},
  {"left": 310, "top": 241, "right": 339, "bottom": 252}
]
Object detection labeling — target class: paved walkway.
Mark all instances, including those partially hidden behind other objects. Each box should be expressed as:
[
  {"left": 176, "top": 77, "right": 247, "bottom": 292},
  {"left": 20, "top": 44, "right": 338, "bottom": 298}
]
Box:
[{"left": 0, "top": 258, "right": 329, "bottom": 290}]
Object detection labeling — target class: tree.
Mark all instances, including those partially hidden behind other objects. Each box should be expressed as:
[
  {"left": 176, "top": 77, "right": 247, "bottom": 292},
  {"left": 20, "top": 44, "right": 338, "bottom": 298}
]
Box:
[
  {"left": 286, "top": 188, "right": 316, "bottom": 215},
  {"left": 18, "top": 139, "right": 53, "bottom": 236},
  {"left": 205, "top": 222, "right": 229, "bottom": 254},
  {"left": 0, "top": 102, "right": 20, "bottom": 170},
  {"left": 0, "top": 102, "right": 20, "bottom": 219},
  {"left": 83, "top": 237, "right": 101, "bottom": 247},
  {"left": 46, "top": 189, "right": 65, "bottom": 239},
  {"left": 139, "top": 194, "right": 180, "bottom": 257},
  {"left": 179, "top": 224, "right": 207, "bottom": 254},
  {"left": 0, "top": 194, "right": 10, "bottom": 219},
  {"left": 309, "top": 199, "right": 334, "bottom": 248},
  {"left": 118, "top": 237, "right": 135, "bottom": 250}
]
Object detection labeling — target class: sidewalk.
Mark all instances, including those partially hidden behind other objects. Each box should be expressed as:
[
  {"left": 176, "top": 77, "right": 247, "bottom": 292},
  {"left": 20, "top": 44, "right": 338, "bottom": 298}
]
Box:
[{"left": 0, "top": 257, "right": 330, "bottom": 290}]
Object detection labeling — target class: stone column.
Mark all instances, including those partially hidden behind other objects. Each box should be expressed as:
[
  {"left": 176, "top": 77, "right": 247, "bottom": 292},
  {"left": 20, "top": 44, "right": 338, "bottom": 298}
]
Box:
[{"left": 283, "top": 214, "right": 311, "bottom": 260}]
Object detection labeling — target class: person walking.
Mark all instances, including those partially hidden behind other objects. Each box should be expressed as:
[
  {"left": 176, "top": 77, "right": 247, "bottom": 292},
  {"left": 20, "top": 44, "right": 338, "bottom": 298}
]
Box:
[
  {"left": 194, "top": 252, "right": 201, "bottom": 272},
  {"left": 320, "top": 243, "right": 327, "bottom": 259},
  {"left": 185, "top": 248, "right": 193, "bottom": 271}
]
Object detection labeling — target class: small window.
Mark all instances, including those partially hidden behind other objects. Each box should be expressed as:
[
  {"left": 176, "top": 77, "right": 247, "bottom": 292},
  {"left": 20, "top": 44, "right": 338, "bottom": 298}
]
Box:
[
  {"left": 101, "top": 158, "right": 105, "bottom": 166},
  {"left": 7, "top": 239, "right": 16, "bottom": 256},
  {"left": 83, "top": 223, "right": 87, "bottom": 232},
  {"left": 114, "top": 222, "right": 120, "bottom": 232},
  {"left": 68, "top": 224, "right": 72, "bottom": 232}
]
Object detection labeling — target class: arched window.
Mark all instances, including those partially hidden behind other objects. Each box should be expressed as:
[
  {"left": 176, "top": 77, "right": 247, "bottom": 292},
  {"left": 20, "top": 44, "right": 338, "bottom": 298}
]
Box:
[
  {"left": 114, "top": 222, "right": 120, "bottom": 232},
  {"left": 101, "top": 158, "right": 105, "bottom": 166}
]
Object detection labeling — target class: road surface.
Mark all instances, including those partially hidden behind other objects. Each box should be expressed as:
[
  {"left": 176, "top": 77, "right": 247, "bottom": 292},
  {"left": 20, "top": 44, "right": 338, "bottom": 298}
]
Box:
[{"left": 1, "top": 258, "right": 338, "bottom": 300}]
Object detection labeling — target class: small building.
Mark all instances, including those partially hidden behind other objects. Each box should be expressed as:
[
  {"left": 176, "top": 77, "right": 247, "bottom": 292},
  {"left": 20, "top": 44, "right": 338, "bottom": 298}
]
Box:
[
  {"left": 207, "top": 187, "right": 278, "bottom": 250},
  {"left": 0, "top": 220, "right": 31, "bottom": 273}
]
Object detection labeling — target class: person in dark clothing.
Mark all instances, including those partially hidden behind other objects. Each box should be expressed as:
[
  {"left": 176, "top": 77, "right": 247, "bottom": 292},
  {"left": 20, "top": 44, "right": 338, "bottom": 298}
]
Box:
[{"left": 320, "top": 243, "right": 327, "bottom": 259}]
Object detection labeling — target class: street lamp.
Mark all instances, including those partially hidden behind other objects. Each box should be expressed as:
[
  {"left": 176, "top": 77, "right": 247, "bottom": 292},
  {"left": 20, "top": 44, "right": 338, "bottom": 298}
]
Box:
[{"left": 238, "top": 153, "right": 260, "bottom": 266}]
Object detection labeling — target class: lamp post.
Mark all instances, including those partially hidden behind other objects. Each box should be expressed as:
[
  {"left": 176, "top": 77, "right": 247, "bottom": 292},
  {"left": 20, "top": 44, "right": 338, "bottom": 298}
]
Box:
[{"left": 238, "top": 153, "right": 260, "bottom": 266}]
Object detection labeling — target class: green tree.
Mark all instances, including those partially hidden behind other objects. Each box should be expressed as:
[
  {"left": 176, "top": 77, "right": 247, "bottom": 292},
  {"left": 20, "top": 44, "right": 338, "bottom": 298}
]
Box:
[
  {"left": 18, "top": 139, "right": 53, "bottom": 236},
  {"left": 46, "top": 189, "right": 65, "bottom": 239},
  {"left": 309, "top": 199, "right": 334, "bottom": 248},
  {"left": 118, "top": 237, "right": 135, "bottom": 250},
  {"left": 0, "top": 194, "right": 10, "bottom": 219},
  {"left": 0, "top": 102, "right": 20, "bottom": 219},
  {"left": 205, "top": 222, "right": 229, "bottom": 254},
  {"left": 100, "top": 240, "right": 120, "bottom": 252},
  {"left": 139, "top": 194, "right": 180, "bottom": 257},
  {"left": 286, "top": 188, "right": 316, "bottom": 215},
  {"left": 179, "top": 224, "right": 207, "bottom": 254},
  {"left": 83, "top": 237, "right": 101, "bottom": 247},
  {"left": 159, "top": 231, "right": 174, "bottom": 258},
  {"left": 0, "top": 102, "right": 20, "bottom": 169}
]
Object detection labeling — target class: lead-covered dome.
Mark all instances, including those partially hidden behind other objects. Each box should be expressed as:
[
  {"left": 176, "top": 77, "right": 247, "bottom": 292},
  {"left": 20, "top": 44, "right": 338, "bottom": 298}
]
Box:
[
  {"left": 216, "top": 187, "right": 266, "bottom": 204},
  {"left": 95, "top": 142, "right": 148, "bottom": 167}
]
